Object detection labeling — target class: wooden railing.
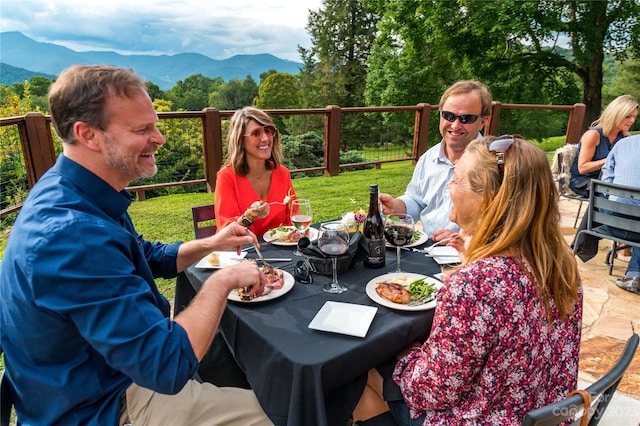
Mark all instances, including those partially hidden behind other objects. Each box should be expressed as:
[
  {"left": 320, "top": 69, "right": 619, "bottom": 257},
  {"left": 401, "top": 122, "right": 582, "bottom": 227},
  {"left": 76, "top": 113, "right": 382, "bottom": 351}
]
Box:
[{"left": 0, "top": 102, "right": 585, "bottom": 218}]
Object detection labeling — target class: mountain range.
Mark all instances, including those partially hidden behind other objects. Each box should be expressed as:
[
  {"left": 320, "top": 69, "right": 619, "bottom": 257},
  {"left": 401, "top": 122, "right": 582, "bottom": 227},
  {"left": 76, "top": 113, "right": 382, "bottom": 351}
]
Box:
[{"left": 0, "top": 32, "right": 303, "bottom": 90}]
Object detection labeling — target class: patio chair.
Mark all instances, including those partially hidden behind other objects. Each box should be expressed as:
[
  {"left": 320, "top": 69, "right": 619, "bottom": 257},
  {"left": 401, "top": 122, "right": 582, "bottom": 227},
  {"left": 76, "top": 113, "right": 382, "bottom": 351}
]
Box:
[
  {"left": 573, "top": 179, "right": 640, "bottom": 275},
  {"left": 523, "top": 333, "right": 638, "bottom": 426},
  {"left": 555, "top": 149, "right": 588, "bottom": 228},
  {"left": 191, "top": 203, "right": 217, "bottom": 239}
]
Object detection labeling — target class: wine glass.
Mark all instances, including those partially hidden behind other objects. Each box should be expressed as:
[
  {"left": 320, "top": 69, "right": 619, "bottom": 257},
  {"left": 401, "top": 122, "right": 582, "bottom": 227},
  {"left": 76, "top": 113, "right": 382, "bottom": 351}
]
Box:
[
  {"left": 317, "top": 221, "right": 350, "bottom": 294},
  {"left": 292, "top": 199, "right": 313, "bottom": 256},
  {"left": 384, "top": 213, "right": 415, "bottom": 273}
]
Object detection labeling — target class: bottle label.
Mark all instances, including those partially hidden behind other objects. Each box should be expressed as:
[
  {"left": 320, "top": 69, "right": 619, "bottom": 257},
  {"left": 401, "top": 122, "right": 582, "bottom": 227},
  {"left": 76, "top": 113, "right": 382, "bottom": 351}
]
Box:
[{"left": 366, "top": 238, "right": 385, "bottom": 266}]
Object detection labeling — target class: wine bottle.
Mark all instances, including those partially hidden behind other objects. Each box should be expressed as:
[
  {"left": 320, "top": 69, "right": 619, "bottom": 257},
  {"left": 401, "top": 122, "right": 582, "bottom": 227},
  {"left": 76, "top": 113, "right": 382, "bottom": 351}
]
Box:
[{"left": 363, "top": 184, "right": 386, "bottom": 268}]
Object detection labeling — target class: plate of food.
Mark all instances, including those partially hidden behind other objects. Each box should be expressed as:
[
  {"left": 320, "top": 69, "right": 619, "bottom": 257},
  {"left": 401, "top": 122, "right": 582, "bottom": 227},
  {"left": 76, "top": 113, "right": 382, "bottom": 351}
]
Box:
[
  {"left": 228, "top": 269, "right": 295, "bottom": 303},
  {"left": 195, "top": 251, "right": 247, "bottom": 269},
  {"left": 263, "top": 225, "right": 319, "bottom": 246},
  {"left": 386, "top": 229, "right": 428, "bottom": 249},
  {"left": 365, "top": 272, "right": 443, "bottom": 311}
]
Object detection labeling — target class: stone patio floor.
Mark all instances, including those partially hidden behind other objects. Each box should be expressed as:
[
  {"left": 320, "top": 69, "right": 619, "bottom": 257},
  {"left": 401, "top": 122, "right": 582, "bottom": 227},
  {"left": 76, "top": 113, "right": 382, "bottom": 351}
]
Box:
[{"left": 559, "top": 197, "right": 639, "bottom": 425}]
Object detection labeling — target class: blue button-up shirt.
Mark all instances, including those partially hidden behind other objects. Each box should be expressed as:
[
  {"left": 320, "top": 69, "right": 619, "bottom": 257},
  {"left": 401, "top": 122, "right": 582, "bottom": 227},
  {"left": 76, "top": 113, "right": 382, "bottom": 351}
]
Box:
[
  {"left": 0, "top": 154, "right": 198, "bottom": 424},
  {"left": 399, "top": 141, "right": 460, "bottom": 236}
]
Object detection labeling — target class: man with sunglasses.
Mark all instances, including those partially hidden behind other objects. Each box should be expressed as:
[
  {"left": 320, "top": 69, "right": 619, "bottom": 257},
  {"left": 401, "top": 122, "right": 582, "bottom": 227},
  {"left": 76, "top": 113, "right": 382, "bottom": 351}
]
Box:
[{"left": 379, "top": 80, "right": 492, "bottom": 241}]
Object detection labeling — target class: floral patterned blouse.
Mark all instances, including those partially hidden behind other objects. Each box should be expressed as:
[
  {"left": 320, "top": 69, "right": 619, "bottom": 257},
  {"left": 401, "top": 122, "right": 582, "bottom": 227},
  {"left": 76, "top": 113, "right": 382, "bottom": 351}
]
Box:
[{"left": 393, "top": 256, "right": 583, "bottom": 425}]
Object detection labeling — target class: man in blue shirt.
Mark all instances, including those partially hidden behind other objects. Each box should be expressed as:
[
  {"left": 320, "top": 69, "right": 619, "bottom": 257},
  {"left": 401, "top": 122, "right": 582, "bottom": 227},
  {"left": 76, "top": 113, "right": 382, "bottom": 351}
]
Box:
[
  {"left": 378, "top": 80, "right": 492, "bottom": 241},
  {"left": 0, "top": 65, "right": 273, "bottom": 425},
  {"left": 601, "top": 133, "right": 640, "bottom": 294}
]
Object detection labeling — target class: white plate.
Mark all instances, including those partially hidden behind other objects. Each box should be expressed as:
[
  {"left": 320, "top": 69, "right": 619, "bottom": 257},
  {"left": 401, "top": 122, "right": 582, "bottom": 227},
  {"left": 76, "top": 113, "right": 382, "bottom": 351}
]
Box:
[
  {"left": 308, "top": 301, "right": 378, "bottom": 338},
  {"left": 386, "top": 229, "right": 428, "bottom": 249},
  {"left": 263, "top": 226, "right": 319, "bottom": 246},
  {"left": 365, "top": 272, "right": 443, "bottom": 311},
  {"left": 228, "top": 270, "right": 295, "bottom": 303},
  {"left": 195, "top": 251, "right": 247, "bottom": 269}
]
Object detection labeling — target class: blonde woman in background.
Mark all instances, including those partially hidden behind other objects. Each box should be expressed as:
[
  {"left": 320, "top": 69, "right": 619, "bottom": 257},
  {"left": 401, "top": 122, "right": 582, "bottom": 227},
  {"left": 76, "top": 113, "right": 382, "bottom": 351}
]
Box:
[{"left": 569, "top": 95, "right": 638, "bottom": 196}]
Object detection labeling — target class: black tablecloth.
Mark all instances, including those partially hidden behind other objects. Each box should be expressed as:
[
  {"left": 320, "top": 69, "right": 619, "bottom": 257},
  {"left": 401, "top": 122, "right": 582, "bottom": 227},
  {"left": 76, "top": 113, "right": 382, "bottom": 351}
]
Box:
[{"left": 176, "top": 239, "right": 443, "bottom": 426}]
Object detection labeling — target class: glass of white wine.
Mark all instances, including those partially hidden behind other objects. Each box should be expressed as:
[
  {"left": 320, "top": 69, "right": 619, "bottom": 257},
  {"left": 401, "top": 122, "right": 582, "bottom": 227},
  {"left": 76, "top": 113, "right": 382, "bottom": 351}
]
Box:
[{"left": 291, "top": 199, "right": 313, "bottom": 256}]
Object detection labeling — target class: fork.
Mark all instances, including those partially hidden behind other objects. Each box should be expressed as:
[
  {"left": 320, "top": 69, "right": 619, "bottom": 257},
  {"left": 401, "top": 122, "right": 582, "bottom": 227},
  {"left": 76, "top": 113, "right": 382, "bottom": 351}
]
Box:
[
  {"left": 407, "top": 295, "right": 436, "bottom": 306},
  {"left": 423, "top": 236, "right": 458, "bottom": 253}
]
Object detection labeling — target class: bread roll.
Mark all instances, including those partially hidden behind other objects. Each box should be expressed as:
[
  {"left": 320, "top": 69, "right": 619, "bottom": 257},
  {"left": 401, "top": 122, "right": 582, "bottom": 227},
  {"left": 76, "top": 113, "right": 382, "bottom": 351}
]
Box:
[{"left": 207, "top": 252, "right": 220, "bottom": 266}]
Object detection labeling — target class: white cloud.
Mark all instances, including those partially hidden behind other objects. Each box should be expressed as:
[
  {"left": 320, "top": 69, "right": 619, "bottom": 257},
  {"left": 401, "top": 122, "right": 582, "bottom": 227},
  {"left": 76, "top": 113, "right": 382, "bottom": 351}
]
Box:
[{"left": 0, "top": 0, "right": 322, "bottom": 61}]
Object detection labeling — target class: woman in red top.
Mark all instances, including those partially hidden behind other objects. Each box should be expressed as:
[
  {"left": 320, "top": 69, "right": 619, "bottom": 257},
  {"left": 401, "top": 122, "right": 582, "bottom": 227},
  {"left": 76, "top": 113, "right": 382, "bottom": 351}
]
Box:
[{"left": 215, "top": 107, "right": 296, "bottom": 236}]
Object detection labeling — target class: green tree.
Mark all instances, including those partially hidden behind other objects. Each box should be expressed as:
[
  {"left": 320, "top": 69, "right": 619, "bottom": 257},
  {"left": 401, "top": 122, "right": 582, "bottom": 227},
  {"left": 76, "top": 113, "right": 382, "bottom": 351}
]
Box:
[
  {"left": 165, "top": 74, "right": 223, "bottom": 111},
  {"left": 603, "top": 56, "right": 640, "bottom": 108},
  {"left": 368, "top": 0, "right": 640, "bottom": 131},
  {"left": 209, "top": 76, "right": 259, "bottom": 109},
  {"left": 299, "top": 0, "right": 382, "bottom": 150},
  {"left": 255, "top": 73, "right": 303, "bottom": 134},
  {"left": 298, "top": 0, "right": 380, "bottom": 108}
]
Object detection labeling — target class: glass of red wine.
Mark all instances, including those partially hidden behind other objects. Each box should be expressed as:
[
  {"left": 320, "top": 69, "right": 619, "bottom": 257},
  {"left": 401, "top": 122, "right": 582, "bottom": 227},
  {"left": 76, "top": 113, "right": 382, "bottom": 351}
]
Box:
[
  {"left": 317, "top": 221, "right": 350, "bottom": 293},
  {"left": 384, "top": 213, "right": 415, "bottom": 273}
]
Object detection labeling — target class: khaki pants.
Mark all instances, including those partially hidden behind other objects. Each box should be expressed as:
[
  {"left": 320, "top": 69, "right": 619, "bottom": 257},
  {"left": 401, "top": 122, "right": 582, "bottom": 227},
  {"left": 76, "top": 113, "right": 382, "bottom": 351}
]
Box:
[{"left": 120, "top": 380, "right": 273, "bottom": 426}]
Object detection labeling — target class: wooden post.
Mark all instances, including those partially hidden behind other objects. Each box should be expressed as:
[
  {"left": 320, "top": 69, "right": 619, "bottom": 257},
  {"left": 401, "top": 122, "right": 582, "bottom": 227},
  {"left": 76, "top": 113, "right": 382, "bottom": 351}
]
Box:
[
  {"left": 201, "top": 108, "right": 224, "bottom": 191},
  {"left": 565, "top": 103, "right": 586, "bottom": 145},
  {"left": 412, "top": 103, "right": 431, "bottom": 164},
  {"left": 486, "top": 101, "right": 501, "bottom": 136},
  {"left": 324, "top": 105, "right": 341, "bottom": 177},
  {"left": 23, "top": 112, "right": 56, "bottom": 186}
]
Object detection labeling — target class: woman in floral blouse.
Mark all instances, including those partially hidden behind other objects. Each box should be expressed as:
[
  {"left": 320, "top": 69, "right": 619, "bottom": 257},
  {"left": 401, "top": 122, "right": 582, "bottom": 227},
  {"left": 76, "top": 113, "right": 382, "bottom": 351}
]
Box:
[{"left": 353, "top": 135, "right": 583, "bottom": 425}]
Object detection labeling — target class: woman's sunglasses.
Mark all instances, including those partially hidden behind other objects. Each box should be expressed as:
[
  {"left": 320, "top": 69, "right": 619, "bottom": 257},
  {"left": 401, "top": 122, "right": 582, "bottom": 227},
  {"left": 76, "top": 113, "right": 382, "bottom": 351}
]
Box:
[
  {"left": 440, "top": 110, "right": 483, "bottom": 124},
  {"left": 244, "top": 126, "right": 277, "bottom": 139}
]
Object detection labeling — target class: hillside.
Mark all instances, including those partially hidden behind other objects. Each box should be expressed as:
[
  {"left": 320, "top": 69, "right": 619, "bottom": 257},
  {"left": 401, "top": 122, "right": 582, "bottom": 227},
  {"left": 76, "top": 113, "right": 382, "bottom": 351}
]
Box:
[
  {"left": 0, "top": 63, "right": 56, "bottom": 86},
  {"left": 0, "top": 32, "right": 302, "bottom": 90}
]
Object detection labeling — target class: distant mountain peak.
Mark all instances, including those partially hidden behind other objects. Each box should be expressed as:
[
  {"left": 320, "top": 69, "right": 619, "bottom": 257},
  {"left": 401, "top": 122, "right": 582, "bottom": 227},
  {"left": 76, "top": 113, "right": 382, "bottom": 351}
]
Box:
[{"left": 0, "top": 31, "right": 302, "bottom": 90}]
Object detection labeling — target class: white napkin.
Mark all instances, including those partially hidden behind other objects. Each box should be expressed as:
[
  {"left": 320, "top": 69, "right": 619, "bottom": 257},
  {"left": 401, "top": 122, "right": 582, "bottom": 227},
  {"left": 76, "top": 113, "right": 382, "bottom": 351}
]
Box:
[{"left": 427, "top": 246, "right": 461, "bottom": 264}]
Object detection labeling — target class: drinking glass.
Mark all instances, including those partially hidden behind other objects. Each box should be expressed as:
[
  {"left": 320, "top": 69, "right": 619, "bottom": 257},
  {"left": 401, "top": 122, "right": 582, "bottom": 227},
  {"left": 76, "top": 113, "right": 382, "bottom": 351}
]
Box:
[
  {"left": 292, "top": 199, "right": 313, "bottom": 256},
  {"left": 317, "top": 221, "right": 350, "bottom": 294},
  {"left": 384, "top": 213, "right": 415, "bottom": 273}
]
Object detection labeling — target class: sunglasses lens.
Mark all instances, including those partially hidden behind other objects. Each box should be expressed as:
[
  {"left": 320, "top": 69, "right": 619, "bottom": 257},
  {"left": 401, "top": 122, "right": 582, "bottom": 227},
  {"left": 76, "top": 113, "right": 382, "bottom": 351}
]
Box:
[
  {"left": 441, "top": 111, "right": 456, "bottom": 122},
  {"left": 441, "top": 111, "right": 480, "bottom": 124},
  {"left": 459, "top": 114, "right": 479, "bottom": 124},
  {"left": 489, "top": 138, "right": 514, "bottom": 152},
  {"left": 265, "top": 126, "right": 276, "bottom": 136}
]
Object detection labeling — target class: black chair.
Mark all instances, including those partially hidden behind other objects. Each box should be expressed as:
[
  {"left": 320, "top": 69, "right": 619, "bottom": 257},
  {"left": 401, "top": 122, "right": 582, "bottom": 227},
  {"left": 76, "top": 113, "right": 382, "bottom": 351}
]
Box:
[
  {"left": 572, "top": 179, "right": 640, "bottom": 275},
  {"left": 191, "top": 204, "right": 217, "bottom": 239},
  {"left": 522, "top": 333, "right": 639, "bottom": 426},
  {"left": 557, "top": 151, "right": 589, "bottom": 228}
]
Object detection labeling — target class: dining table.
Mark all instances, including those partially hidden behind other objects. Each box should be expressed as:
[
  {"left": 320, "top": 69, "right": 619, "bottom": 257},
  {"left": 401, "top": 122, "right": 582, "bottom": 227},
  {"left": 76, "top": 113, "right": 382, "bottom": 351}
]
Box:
[{"left": 174, "top": 231, "right": 448, "bottom": 426}]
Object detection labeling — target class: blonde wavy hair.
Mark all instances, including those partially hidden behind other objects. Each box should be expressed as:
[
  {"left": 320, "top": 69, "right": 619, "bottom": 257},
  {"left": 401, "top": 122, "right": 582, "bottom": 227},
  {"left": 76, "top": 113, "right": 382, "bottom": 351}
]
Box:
[
  {"left": 224, "top": 107, "right": 283, "bottom": 176},
  {"left": 592, "top": 95, "right": 638, "bottom": 137},
  {"left": 459, "top": 135, "right": 580, "bottom": 320}
]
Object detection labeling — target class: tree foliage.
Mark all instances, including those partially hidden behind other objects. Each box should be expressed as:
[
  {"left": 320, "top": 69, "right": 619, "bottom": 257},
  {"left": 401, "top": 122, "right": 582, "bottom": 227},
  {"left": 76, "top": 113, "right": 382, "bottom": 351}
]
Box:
[
  {"left": 366, "top": 0, "right": 640, "bottom": 131},
  {"left": 165, "top": 74, "right": 224, "bottom": 111},
  {"left": 298, "top": 0, "right": 381, "bottom": 108},
  {"left": 209, "top": 76, "right": 259, "bottom": 110}
]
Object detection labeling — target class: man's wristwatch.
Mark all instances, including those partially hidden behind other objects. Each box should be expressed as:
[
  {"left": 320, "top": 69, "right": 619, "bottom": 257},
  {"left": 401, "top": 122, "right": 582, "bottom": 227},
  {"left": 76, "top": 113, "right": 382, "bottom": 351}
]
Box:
[{"left": 240, "top": 215, "right": 253, "bottom": 227}]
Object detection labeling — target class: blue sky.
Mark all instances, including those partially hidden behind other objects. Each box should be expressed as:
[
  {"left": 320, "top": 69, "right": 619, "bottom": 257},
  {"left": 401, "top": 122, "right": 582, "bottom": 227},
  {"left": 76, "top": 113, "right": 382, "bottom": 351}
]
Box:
[{"left": 0, "top": 0, "right": 323, "bottom": 61}]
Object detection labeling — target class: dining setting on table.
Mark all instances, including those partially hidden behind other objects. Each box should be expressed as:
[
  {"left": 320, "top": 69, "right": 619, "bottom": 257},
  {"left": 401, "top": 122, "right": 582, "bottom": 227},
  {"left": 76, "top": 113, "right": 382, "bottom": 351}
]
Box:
[{"left": 175, "top": 202, "right": 459, "bottom": 426}]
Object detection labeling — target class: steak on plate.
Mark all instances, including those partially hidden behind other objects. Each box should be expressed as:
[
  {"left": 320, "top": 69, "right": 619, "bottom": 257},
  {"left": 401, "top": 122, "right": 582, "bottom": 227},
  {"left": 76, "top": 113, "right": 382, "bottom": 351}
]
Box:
[{"left": 375, "top": 282, "right": 411, "bottom": 304}]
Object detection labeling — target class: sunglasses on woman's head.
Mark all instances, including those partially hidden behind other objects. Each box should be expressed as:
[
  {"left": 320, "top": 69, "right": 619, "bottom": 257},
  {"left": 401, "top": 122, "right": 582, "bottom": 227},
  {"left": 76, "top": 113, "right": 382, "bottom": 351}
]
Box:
[
  {"left": 244, "top": 126, "right": 277, "bottom": 139},
  {"left": 440, "top": 110, "right": 483, "bottom": 124},
  {"left": 488, "top": 134, "right": 523, "bottom": 164}
]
